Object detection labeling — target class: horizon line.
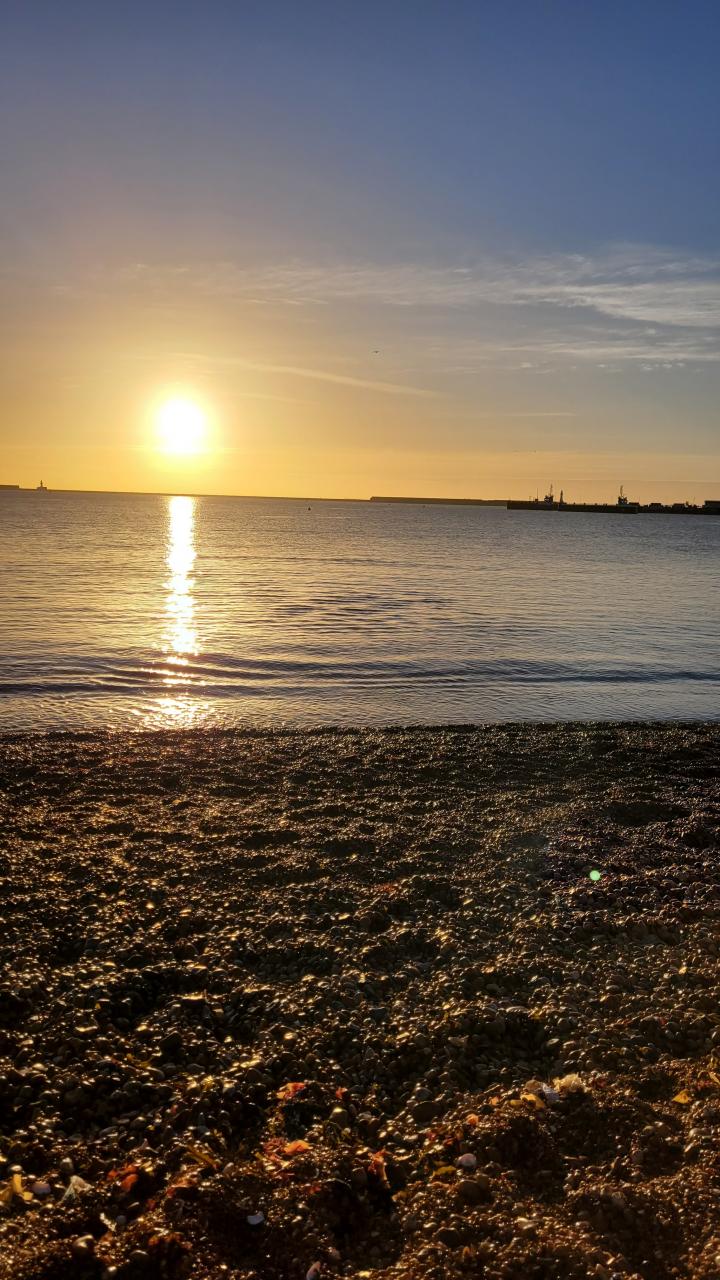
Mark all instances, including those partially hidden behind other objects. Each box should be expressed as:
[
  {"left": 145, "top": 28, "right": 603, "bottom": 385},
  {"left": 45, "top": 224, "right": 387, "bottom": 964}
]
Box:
[{"left": 2, "top": 484, "right": 720, "bottom": 503}]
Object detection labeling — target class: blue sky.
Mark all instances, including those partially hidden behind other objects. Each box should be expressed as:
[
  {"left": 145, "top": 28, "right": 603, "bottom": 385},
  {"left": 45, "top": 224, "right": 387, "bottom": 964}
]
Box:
[{"left": 1, "top": 0, "right": 718, "bottom": 497}]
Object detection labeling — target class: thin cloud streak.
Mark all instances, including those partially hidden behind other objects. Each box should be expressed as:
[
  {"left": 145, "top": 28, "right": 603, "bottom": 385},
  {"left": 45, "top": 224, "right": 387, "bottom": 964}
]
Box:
[
  {"left": 472, "top": 411, "right": 577, "bottom": 418},
  {"left": 431, "top": 333, "right": 720, "bottom": 368},
  {"left": 177, "top": 352, "right": 434, "bottom": 397}
]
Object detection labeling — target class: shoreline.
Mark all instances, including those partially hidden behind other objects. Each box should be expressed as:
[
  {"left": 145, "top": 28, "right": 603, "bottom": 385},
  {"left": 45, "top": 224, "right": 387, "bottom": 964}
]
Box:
[
  {"left": 1, "top": 724, "right": 719, "bottom": 1279},
  {"left": 3, "top": 717, "right": 720, "bottom": 741}
]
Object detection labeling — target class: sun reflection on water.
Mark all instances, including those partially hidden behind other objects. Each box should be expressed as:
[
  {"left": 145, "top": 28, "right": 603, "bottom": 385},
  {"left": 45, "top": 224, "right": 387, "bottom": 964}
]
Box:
[
  {"left": 164, "top": 495, "right": 197, "bottom": 669},
  {"left": 146, "top": 495, "right": 210, "bottom": 728},
  {"left": 149, "top": 694, "right": 212, "bottom": 727}
]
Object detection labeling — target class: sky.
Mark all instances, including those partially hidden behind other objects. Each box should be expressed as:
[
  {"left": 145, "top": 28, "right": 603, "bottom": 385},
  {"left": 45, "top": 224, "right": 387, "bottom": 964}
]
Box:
[{"left": 1, "top": 0, "right": 719, "bottom": 500}]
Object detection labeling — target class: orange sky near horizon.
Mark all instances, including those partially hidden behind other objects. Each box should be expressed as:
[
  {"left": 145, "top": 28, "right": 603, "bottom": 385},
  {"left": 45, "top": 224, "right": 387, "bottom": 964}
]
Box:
[
  {"left": 2, "top": 245, "right": 718, "bottom": 504},
  {"left": 2, "top": 7, "right": 719, "bottom": 507},
  {"left": 2, "top": 288, "right": 718, "bottom": 503},
  {"left": 5, "top": 436, "right": 720, "bottom": 505}
]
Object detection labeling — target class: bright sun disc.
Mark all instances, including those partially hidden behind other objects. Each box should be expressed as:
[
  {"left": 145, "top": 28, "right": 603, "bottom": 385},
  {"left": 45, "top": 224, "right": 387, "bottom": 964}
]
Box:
[{"left": 156, "top": 398, "right": 208, "bottom": 455}]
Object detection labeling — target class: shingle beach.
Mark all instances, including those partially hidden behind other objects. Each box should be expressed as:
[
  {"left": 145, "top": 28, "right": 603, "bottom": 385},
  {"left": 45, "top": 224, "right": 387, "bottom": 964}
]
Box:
[{"left": 1, "top": 725, "right": 719, "bottom": 1279}]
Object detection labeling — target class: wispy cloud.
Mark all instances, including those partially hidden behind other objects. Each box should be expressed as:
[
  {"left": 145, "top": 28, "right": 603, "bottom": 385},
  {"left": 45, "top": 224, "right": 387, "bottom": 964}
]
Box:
[
  {"left": 472, "top": 410, "right": 577, "bottom": 418},
  {"left": 256, "top": 248, "right": 720, "bottom": 335},
  {"left": 124, "top": 245, "right": 720, "bottom": 327},
  {"left": 177, "top": 352, "right": 434, "bottom": 397},
  {"left": 524, "top": 276, "right": 720, "bottom": 329},
  {"left": 76, "top": 244, "right": 720, "bottom": 370},
  {"left": 436, "top": 329, "right": 720, "bottom": 369}
]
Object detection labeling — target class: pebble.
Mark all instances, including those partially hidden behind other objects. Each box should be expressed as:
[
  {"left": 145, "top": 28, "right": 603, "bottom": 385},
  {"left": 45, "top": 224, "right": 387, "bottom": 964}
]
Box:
[
  {"left": 435, "top": 1226, "right": 463, "bottom": 1247},
  {"left": 457, "top": 1177, "right": 491, "bottom": 1205},
  {"left": 71, "top": 1236, "right": 95, "bottom": 1259},
  {"left": 515, "top": 1217, "right": 537, "bottom": 1237},
  {"left": 456, "top": 1153, "right": 477, "bottom": 1170},
  {"left": 412, "top": 1099, "right": 438, "bottom": 1123}
]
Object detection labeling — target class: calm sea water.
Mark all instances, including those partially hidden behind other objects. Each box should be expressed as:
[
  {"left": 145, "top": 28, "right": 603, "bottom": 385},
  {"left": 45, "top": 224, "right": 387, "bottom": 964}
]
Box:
[{"left": 1, "top": 491, "right": 718, "bottom": 730}]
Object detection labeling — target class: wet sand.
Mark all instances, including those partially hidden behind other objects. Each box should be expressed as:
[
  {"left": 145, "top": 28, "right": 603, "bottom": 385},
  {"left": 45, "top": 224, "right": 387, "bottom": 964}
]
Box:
[{"left": 1, "top": 725, "right": 719, "bottom": 1279}]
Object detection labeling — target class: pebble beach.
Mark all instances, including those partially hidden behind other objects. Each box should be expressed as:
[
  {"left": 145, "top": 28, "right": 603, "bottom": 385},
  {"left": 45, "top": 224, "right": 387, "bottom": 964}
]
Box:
[{"left": 1, "top": 724, "right": 719, "bottom": 1280}]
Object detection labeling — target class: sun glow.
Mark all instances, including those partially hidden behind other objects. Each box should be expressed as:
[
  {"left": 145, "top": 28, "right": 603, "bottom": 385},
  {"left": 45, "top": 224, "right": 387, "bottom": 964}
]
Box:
[{"left": 155, "top": 397, "right": 208, "bottom": 455}]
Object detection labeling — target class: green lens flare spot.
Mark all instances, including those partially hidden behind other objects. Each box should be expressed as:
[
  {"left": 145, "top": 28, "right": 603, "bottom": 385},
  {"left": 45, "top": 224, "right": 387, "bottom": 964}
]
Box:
[{"left": 589, "top": 869, "right": 602, "bottom": 882}]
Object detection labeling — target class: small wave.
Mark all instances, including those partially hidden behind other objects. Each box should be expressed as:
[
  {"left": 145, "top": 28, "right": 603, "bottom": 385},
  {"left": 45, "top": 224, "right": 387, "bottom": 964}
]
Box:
[{"left": 2, "top": 654, "right": 719, "bottom": 700}]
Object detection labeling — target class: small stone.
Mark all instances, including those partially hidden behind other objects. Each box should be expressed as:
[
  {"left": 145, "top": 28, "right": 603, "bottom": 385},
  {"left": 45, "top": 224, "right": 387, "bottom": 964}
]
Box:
[
  {"left": 412, "top": 1099, "right": 437, "bottom": 1123},
  {"left": 71, "top": 1236, "right": 94, "bottom": 1259},
  {"left": 160, "top": 1030, "right": 183, "bottom": 1058},
  {"left": 515, "top": 1217, "right": 537, "bottom": 1237},
  {"left": 436, "top": 1226, "right": 463, "bottom": 1247},
  {"left": 457, "top": 1177, "right": 490, "bottom": 1205}
]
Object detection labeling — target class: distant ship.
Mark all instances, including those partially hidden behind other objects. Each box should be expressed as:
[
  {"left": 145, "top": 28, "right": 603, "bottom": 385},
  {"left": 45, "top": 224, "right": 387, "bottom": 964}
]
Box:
[
  {"left": 36, "top": 480, "right": 49, "bottom": 492},
  {"left": 508, "top": 484, "right": 640, "bottom": 514}
]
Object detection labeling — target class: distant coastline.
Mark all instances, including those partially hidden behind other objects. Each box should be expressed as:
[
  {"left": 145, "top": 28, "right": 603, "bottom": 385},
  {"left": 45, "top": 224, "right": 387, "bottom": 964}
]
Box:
[
  {"left": 0, "top": 486, "right": 370, "bottom": 503},
  {"left": 370, "top": 494, "right": 506, "bottom": 506},
  {"left": 2, "top": 487, "right": 719, "bottom": 513}
]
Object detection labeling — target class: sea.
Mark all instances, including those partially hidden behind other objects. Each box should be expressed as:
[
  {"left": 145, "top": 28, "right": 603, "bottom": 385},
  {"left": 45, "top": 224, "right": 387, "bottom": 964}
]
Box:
[{"left": 1, "top": 490, "right": 719, "bottom": 730}]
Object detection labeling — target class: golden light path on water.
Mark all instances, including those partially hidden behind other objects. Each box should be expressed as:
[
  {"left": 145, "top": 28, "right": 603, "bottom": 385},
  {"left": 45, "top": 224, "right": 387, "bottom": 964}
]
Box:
[
  {"left": 151, "top": 494, "right": 210, "bottom": 727},
  {"left": 164, "top": 495, "right": 197, "bottom": 662}
]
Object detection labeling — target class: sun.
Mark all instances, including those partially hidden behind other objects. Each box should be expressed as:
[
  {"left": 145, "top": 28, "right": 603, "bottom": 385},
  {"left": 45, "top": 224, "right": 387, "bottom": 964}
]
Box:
[{"left": 155, "top": 397, "right": 208, "bottom": 455}]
